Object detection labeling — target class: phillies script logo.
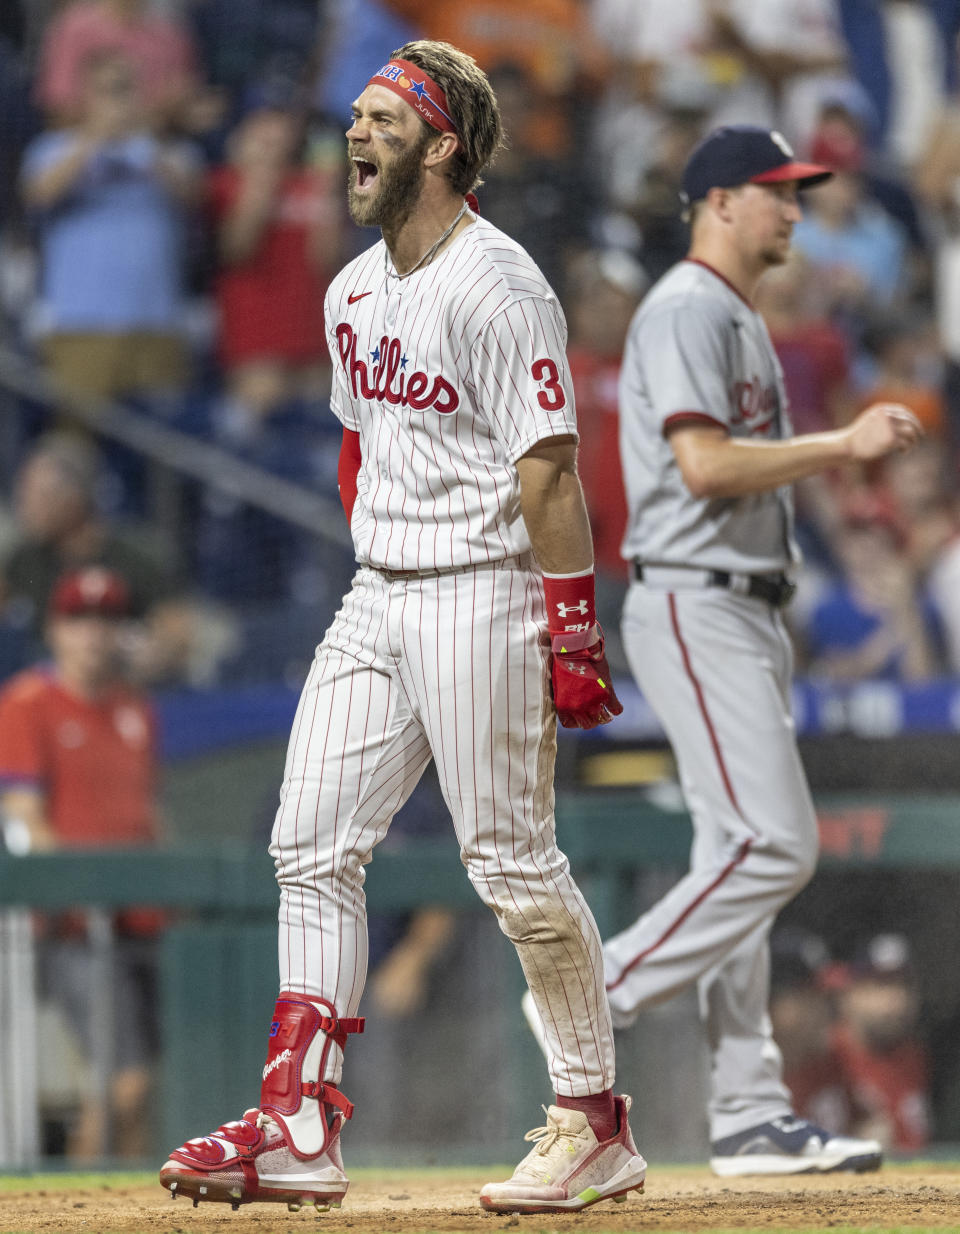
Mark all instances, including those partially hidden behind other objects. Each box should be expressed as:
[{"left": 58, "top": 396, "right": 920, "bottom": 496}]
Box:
[{"left": 336, "top": 324, "right": 460, "bottom": 414}]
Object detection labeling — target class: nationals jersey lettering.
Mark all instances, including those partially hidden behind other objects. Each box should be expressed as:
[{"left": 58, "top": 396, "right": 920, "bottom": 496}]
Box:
[
  {"left": 325, "top": 217, "right": 577, "bottom": 571},
  {"left": 730, "top": 377, "right": 778, "bottom": 431},
  {"left": 334, "top": 325, "right": 459, "bottom": 413},
  {"left": 619, "top": 259, "right": 798, "bottom": 574}
]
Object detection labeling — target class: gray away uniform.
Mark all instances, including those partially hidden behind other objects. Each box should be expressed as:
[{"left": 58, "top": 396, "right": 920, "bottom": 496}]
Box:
[{"left": 605, "top": 258, "right": 819, "bottom": 1140}]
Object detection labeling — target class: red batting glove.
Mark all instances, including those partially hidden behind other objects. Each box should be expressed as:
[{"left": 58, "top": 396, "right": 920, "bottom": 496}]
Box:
[
  {"left": 542, "top": 570, "right": 622, "bottom": 730},
  {"left": 551, "top": 625, "right": 623, "bottom": 729}
]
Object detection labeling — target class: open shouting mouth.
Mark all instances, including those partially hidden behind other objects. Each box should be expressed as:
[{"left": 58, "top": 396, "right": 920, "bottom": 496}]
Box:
[{"left": 352, "top": 156, "right": 379, "bottom": 193}]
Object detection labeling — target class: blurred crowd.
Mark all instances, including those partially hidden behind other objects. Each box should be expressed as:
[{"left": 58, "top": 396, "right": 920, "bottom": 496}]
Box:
[
  {"left": 2, "top": 0, "right": 960, "bottom": 1164},
  {"left": 0, "top": 0, "right": 960, "bottom": 690},
  {"left": 770, "top": 929, "right": 932, "bottom": 1155}
]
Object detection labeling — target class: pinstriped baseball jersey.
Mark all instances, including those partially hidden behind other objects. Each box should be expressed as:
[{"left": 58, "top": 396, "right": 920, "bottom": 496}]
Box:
[
  {"left": 325, "top": 216, "right": 578, "bottom": 571},
  {"left": 619, "top": 259, "right": 799, "bottom": 574}
]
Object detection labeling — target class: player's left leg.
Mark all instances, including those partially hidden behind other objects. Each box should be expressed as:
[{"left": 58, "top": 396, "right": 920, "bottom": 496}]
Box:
[
  {"left": 690, "top": 609, "right": 881, "bottom": 1175},
  {"left": 700, "top": 919, "right": 792, "bottom": 1138},
  {"left": 397, "top": 558, "right": 646, "bottom": 1213},
  {"left": 161, "top": 572, "right": 433, "bottom": 1210}
]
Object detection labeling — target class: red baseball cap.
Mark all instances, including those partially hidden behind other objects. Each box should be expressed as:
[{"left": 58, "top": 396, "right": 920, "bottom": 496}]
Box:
[{"left": 48, "top": 567, "right": 131, "bottom": 619}]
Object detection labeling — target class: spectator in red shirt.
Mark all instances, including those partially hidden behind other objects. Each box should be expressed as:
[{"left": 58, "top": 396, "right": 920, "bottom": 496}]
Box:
[
  {"left": 563, "top": 249, "right": 646, "bottom": 672},
  {"left": 0, "top": 566, "right": 162, "bottom": 1160},
  {"left": 833, "top": 935, "right": 932, "bottom": 1154},
  {"left": 756, "top": 253, "right": 853, "bottom": 437},
  {"left": 208, "top": 101, "right": 346, "bottom": 434},
  {"left": 34, "top": 0, "right": 200, "bottom": 128},
  {"left": 565, "top": 249, "right": 647, "bottom": 580},
  {"left": 770, "top": 932, "right": 862, "bottom": 1138}
]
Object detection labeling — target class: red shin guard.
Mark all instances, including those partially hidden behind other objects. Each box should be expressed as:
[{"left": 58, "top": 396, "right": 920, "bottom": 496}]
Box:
[{"left": 260, "top": 992, "right": 364, "bottom": 1159}]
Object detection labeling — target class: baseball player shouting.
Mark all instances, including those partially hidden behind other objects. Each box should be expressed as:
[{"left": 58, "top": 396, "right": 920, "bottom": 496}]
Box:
[
  {"left": 526, "top": 125, "right": 923, "bottom": 1176},
  {"left": 159, "top": 40, "right": 646, "bottom": 1215}
]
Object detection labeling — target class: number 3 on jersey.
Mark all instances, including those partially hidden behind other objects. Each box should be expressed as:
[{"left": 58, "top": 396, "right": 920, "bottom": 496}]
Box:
[{"left": 532, "top": 358, "right": 567, "bottom": 411}]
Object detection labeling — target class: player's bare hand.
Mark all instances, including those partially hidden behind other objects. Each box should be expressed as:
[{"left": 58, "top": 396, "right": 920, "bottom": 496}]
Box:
[
  {"left": 551, "top": 630, "right": 624, "bottom": 730},
  {"left": 845, "top": 403, "right": 924, "bottom": 462}
]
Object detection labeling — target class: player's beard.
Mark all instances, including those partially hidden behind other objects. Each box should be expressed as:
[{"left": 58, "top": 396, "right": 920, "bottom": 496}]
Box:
[
  {"left": 759, "top": 231, "right": 794, "bottom": 267},
  {"left": 760, "top": 245, "right": 791, "bottom": 267},
  {"left": 348, "top": 130, "right": 431, "bottom": 230}
]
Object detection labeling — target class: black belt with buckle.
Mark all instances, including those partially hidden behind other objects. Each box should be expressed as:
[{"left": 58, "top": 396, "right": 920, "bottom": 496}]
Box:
[
  {"left": 709, "top": 569, "right": 796, "bottom": 608},
  {"left": 633, "top": 563, "right": 796, "bottom": 608}
]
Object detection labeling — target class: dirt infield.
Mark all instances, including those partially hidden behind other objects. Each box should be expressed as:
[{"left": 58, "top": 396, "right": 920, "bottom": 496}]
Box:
[{"left": 2, "top": 1165, "right": 960, "bottom": 1234}]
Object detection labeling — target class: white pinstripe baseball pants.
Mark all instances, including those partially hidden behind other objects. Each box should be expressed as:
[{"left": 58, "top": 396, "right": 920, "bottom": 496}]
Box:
[{"left": 269, "top": 556, "right": 615, "bottom": 1097}]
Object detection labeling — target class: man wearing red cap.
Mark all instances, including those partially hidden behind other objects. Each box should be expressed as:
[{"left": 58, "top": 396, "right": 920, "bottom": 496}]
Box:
[
  {"left": 0, "top": 565, "right": 161, "bottom": 1159},
  {"left": 158, "top": 39, "right": 645, "bottom": 1216},
  {"left": 525, "top": 124, "right": 923, "bottom": 1175}
]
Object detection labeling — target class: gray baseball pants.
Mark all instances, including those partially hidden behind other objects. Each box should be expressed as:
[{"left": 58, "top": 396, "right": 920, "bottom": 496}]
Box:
[{"left": 606, "top": 580, "right": 819, "bottom": 1140}]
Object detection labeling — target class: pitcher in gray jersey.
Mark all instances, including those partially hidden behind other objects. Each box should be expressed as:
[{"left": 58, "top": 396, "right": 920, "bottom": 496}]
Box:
[{"left": 522, "top": 125, "right": 923, "bottom": 1176}]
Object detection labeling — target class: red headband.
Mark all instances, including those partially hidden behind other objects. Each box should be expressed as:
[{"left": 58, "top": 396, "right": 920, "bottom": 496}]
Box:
[{"left": 366, "top": 58, "right": 457, "bottom": 135}]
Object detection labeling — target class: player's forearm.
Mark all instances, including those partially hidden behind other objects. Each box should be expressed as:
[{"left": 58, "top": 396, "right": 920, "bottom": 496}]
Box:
[
  {"left": 518, "top": 452, "right": 594, "bottom": 575},
  {"left": 219, "top": 173, "right": 282, "bottom": 263},
  {"left": 676, "top": 429, "right": 854, "bottom": 499}
]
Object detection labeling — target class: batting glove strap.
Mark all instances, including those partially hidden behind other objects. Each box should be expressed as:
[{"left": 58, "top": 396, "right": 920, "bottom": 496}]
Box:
[
  {"left": 550, "top": 624, "right": 601, "bottom": 656},
  {"left": 551, "top": 628, "right": 624, "bottom": 730}
]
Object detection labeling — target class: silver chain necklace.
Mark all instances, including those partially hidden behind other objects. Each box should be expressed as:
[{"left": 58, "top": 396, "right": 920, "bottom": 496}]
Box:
[{"left": 386, "top": 201, "right": 469, "bottom": 280}]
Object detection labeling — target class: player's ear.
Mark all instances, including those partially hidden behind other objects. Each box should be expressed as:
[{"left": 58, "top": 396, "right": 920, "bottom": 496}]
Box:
[
  {"left": 423, "top": 131, "right": 459, "bottom": 169},
  {"left": 707, "top": 185, "right": 735, "bottom": 223}
]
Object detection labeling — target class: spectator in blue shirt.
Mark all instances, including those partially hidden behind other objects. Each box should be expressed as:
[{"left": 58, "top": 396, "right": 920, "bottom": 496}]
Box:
[
  {"left": 805, "top": 495, "right": 939, "bottom": 681},
  {"left": 792, "top": 147, "right": 909, "bottom": 322},
  {"left": 20, "top": 49, "right": 200, "bottom": 405}
]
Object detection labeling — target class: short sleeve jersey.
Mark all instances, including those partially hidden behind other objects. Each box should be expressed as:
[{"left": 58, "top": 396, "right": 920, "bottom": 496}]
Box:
[
  {"left": 324, "top": 216, "right": 578, "bottom": 571},
  {"left": 0, "top": 668, "right": 157, "bottom": 847},
  {"left": 619, "top": 259, "right": 799, "bottom": 574}
]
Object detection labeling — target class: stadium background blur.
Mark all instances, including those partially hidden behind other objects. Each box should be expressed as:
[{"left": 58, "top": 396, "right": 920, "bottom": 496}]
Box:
[{"left": 1, "top": 0, "right": 960, "bottom": 1170}]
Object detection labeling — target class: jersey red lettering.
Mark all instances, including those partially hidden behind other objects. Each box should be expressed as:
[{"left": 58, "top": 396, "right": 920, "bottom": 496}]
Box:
[{"left": 335, "top": 323, "right": 460, "bottom": 415}]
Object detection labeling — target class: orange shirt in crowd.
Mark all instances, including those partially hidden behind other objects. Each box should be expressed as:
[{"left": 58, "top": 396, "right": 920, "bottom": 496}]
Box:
[
  {"left": 858, "top": 383, "right": 945, "bottom": 437},
  {"left": 386, "top": 0, "right": 608, "bottom": 154},
  {"left": 0, "top": 667, "right": 157, "bottom": 848}
]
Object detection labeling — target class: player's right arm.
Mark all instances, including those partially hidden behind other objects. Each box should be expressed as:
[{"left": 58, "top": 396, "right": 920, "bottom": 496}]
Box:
[
  {"left": 631, "top": 295, "right": 923, "bottom": 500},
  {"left": 670, "top": 404, "right": 924, "bottom": 500}
]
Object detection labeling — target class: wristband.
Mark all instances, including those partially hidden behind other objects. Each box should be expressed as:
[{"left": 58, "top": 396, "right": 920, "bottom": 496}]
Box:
[{"left": 542, "top": 569, "right": 596, "bottom": 636}]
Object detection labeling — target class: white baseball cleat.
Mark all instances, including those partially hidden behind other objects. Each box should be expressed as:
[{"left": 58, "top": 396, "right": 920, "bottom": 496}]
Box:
[
  {"left": 710, "top": 1116, "right": 883, "bottom": 1176},
  {"left": 160, "top": 1108, "right": 349, "bottom": 1211},
  {"left": 479, "top": 1095, "right": 646, "bottom": 1213}
]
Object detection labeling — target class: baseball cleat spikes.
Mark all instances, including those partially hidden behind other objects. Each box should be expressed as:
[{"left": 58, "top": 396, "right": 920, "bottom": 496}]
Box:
[{"left": 159, "top": 1107, "right": 349, "bottom": 1209}]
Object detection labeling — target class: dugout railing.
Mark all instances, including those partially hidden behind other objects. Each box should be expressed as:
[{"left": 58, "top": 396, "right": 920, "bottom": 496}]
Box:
[{"left": 2, "top": 790, "right": 960, "bottom": 1168}]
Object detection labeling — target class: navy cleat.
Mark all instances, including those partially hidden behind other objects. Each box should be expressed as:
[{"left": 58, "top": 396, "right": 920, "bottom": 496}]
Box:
[{"left": 710, "top": 1116, "right": 883, "bottom": 1176}]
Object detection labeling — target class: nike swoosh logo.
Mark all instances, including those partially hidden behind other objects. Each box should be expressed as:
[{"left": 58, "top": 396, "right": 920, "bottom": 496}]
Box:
[{"left": 348, "top": 291, "right": 371, "bottom": 304}]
